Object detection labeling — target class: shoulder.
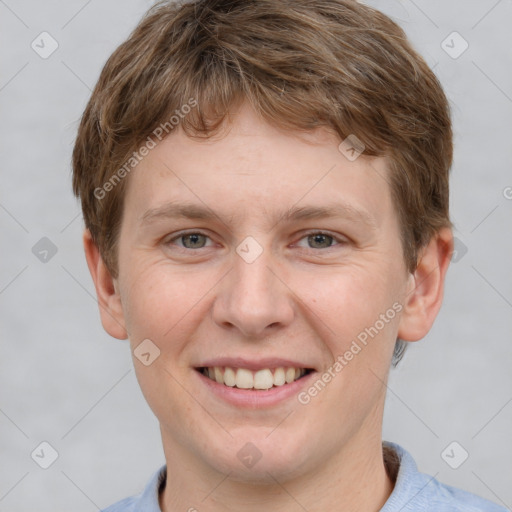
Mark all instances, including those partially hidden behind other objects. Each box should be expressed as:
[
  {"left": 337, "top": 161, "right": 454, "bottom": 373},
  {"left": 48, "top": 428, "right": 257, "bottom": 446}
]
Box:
[
  {"left": 100, "top": 465, "right": 167, "bottom": 512},
  {"left": 382, "top": 442, "right": 508, "bottom": 512},
  {"left": 101, "top": 496, "right": 138, "bottom": 512},
  {"left": 426, "top": 478, "right": 508, "bottom": 512}
]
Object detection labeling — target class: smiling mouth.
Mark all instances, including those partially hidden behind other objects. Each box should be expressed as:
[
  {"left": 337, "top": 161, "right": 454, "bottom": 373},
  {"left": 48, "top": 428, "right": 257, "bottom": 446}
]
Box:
[{"left": 196, "top": 366, "right": 314, "bottom": 390}]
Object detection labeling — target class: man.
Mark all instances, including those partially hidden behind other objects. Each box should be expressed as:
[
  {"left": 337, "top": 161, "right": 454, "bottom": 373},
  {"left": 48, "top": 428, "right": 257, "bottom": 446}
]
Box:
[{"left": 72, "top": 0, "right": 507, "bottom": 510}]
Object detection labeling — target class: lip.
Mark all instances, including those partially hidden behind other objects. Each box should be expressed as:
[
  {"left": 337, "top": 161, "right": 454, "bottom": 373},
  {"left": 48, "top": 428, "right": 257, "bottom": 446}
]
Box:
[
  {"left": 194, "top": 367, "right": 317, "bottom": 408},
  {"left": 195, "top": 357, "right": 316, "bottom": 372}
]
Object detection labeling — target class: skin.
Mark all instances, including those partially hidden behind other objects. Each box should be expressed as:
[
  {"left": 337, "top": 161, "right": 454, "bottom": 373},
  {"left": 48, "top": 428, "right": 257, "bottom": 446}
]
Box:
[{"left": 84, "top": 101, "right": 453, "bottom": 512}]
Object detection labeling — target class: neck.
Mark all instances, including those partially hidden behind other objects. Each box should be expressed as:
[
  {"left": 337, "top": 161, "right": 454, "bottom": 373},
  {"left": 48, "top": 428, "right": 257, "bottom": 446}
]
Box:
[{"left": 159, "top": 426, "right": 394, "bottom": 512}]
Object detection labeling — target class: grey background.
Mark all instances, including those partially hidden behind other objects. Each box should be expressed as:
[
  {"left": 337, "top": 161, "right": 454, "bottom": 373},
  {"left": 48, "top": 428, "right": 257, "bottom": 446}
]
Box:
[{"left": 1, "top": 0, "right": 511, "bottom": 510}]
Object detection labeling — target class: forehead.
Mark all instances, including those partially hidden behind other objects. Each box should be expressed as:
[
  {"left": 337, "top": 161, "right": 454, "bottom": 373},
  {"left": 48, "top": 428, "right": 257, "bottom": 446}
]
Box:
[{"left": 123, "top": 103, "right": 395, "bottom": 231}]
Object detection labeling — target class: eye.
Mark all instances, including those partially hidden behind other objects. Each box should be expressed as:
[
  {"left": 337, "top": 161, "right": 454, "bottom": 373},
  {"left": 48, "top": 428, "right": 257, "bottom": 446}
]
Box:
[
  {"left": 295, "top": 231, "right": 347, "bottom": 250},
  {"left": 166, "top": 232, "right": 213, "bottom": 250},
  {"left": 164, "top": 230, "right": 347, "bottom": 252}
]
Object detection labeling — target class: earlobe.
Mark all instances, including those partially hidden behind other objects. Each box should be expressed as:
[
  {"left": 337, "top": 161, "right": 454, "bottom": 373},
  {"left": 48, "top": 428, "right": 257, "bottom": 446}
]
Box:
[
  {"left": 83, "top": 229, "right": 128, "bottom": 340},
  {"left": 397, "top": 227, "right": 453, "bottom": 342}
]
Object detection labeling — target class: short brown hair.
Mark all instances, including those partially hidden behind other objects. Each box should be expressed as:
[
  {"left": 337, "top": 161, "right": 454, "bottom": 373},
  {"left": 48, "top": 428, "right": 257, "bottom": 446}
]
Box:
[{"left": 72, "top": 0, "right": 453, "bottom": 363}]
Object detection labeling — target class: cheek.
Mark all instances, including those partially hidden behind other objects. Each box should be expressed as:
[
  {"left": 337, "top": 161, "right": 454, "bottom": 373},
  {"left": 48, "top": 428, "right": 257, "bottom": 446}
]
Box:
[
  {"left": 302, "top": 263, "right": 399, "bottom": 336},
  {"left": 122, "top": 270, "right": 175, "bottom": 339},
  {"left": 297, "top": 267, "right": 400, "bottom": 428},
  {"left": 120, "top": 262, "right": 209, "bottom": 426},
  {"left": 119, "top": 260, "right": 218, "bottom": 351},
  {"left": 296, "top": 260, "right": 403, "bottom": 403}
]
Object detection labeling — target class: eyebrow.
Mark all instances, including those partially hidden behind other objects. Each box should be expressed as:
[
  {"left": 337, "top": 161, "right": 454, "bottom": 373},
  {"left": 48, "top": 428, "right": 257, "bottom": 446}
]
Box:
[{"left": 139, "top": 201, "right": 377, "bottom": 230}]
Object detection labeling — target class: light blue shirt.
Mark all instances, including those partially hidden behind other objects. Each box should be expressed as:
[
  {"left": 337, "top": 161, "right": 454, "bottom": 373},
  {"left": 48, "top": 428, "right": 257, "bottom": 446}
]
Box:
[{"left": 101, "top": 442, "right": 508, "bottom": 511}]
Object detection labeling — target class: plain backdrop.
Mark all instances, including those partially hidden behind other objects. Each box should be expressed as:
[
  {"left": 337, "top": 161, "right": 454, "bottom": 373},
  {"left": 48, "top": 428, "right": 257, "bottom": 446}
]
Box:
[{"left": 1, "top": 0, "right": 511, "bottom": 510}]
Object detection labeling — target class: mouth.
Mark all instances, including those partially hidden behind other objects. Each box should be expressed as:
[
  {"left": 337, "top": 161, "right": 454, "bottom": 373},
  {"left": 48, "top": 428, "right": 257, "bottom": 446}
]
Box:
[{"left": 195, "top": 366, "right": 314, "bottom": 390}]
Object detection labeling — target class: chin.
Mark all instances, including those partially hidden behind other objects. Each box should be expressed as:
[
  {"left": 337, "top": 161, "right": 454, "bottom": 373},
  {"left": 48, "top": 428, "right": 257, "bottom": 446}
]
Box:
[{"left": 200, "top": 432, "right": 312, "bottom": 484}]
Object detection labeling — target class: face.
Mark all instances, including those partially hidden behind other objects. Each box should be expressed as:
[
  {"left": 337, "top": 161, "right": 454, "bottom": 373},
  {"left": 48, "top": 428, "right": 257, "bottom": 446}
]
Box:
[{"left": 91, "top": 101, "right": 447, "bottom": 483}]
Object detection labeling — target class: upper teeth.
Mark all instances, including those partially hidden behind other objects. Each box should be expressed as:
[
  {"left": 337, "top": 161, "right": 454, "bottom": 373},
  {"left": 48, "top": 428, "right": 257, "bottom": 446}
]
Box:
[{"left": 202, "top": 367, "right": 307, "bottom": 390}]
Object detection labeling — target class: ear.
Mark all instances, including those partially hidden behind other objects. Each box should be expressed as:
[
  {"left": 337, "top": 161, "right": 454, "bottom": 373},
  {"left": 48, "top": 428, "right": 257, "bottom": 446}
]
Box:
[
  {"left": 83, "top": 229, "right": 128, "bottom": 340},
  {"left": 397, "top": 227, "right": 453, "bottom": 342}
]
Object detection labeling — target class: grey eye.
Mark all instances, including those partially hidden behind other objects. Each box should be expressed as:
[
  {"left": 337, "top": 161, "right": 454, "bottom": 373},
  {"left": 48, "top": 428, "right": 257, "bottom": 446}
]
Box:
[
  {"left": 180, "top": 233, "right": 208, "bottom": 249},
  {"left": 307, "top": 233, "right": 334, "bottom": 249}
]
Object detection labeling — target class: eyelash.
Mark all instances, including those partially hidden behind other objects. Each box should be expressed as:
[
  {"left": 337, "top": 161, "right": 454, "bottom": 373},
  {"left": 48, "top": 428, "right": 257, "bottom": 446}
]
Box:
[{"left": 164, "top": 230, "right": 348, "bottom": 252}]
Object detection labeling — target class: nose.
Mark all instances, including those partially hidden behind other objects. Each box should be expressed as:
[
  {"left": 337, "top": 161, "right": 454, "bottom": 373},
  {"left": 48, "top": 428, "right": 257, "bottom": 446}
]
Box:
[{"left": 212, "top": 242, "right": 294, "bottom": 338}]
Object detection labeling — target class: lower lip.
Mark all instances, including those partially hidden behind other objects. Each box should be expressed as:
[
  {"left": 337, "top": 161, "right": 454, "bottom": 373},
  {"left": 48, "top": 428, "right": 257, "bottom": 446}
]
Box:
[{"left": 195, "top": 369, "right": 317, "bottom": 408}]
